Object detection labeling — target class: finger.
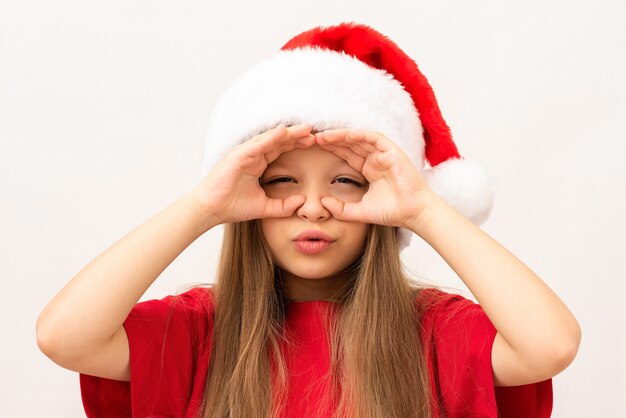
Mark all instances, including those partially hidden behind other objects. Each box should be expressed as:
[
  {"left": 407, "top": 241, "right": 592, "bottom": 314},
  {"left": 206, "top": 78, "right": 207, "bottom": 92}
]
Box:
[
  {"left": 246, "top": 128, "right": 312, "bottom": 163},
  {"left": 314, "top": 129, "right": 358, "bottom": 148},
  {"left": 346, "top": 129, "right": 393, "bottom": 153},
  {"left": 263, "top": 133, "right": 315, "bottom": 162},
  {"left": 250, "top": 123, "right": 287, "bottom": 144},
  {"left": 341, "top": 129, "right": 379, "bottom": 154},
  {"left": 250, "top": 122, "right": 310, "bottom": 148},
  {"left": 262, "top": 146, "right": 291, "bottom": 164},
  {"left": 316, "top": 130, "right": 374, "bottom": 157},
  {"left": 317, "top": 128, "right": 389, "bottom": 153},
  {"left": 319, "top": 196, "right": 344, "bottom": 220},
  {"left": 318, "top": 130, "right": 400, "bottom": 174},
  {"left": 294, "top": 133, "right": 316, "bottom": 148},
  {"left": 240, "top": 125, "right": 288, "bottom": 158},
  {"left": 320, "top": 196, "right": 364, "bottom": 222},
  {"left": 262, "top": 195, "right": 306, "bottom": 218},
  {"left": 286, "top": 123, "right": 314, "bottom": 136},
  {"left": 317, "top": 144, "right": 366, "bottom": 172},
  {"left": 316, "top": 133, "right": 371, "bottom": 157},
  {"left": 273, "top": 124, "right": 313, "bottom": 148}
]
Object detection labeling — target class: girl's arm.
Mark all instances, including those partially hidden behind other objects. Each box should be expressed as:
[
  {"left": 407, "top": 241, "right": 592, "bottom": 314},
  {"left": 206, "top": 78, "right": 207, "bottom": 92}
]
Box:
[
  {"left": 36, "top": 123, "right": 312, "bottom": 376},
  {"left": 36, "top": 190, "right": 218, "bottom": 369},
  {"left": 407, "top": 191, "right": 581, "bottom": 387},
  {"left": 312, "top": 126, "right": 580, "bottom": 385}
]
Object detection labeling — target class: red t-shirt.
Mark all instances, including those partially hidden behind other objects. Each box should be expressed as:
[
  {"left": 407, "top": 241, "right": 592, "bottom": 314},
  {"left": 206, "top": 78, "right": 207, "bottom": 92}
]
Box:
[{"left": 79, "top": 286, "right": 552, "bottom": 417}]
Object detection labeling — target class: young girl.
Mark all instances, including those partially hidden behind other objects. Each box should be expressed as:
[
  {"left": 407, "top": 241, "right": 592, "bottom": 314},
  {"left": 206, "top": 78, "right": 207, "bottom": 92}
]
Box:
[{"left": 37, "top": 22, "right": 580, "bottom": 418}]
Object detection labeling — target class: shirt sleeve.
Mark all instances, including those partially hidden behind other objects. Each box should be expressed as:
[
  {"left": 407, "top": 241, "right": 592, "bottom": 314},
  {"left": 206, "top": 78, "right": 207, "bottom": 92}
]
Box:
[
  {"left": 79, "top": 286, "right": 214, "bottom": 418},
  {"left": 419, "top": 288, "right": 553, "bottom": 418}
]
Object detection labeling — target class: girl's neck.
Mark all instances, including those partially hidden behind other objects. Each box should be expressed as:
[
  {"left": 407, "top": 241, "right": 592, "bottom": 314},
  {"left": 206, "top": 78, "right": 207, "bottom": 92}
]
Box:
[{"left": 282, "top": 271, "right": 349, "bottom": 302}]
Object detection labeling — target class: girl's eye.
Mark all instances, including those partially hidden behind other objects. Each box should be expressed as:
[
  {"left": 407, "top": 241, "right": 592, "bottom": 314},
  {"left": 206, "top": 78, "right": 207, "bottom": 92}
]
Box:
[
  {"left": 334, "top": 177, "right": 365, "bottom": 187},
  {"left": 265, "top": 177, "right": 294, "bottom": 184},
  {"left": 264, "top": 177, "right": 364, "bottom": 187}
]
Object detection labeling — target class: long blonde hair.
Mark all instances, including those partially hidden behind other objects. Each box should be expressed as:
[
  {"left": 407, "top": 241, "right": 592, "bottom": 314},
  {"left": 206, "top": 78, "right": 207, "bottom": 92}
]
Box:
[{"left": 193, "top": 219, "right": 441, "bottom": 418}]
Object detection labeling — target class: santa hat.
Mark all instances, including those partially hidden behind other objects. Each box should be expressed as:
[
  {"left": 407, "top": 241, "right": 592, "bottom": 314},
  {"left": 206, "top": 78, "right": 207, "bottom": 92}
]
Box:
[{"left": 201, "top": 21, "right": 495, "bottom": 251}]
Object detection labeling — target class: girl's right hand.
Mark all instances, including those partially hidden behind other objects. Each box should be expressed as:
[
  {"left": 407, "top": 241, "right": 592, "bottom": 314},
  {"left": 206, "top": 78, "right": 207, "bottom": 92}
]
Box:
[{"left": 192, "top": 123, "right": 315, "bottom": 226}]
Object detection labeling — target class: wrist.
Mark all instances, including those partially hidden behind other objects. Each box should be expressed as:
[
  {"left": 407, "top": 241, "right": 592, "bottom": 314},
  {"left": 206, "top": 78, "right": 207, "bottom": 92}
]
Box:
[
  {"left": 185, "top": 188, "right": 222, "bottom": 232},
  {"left": 404, "top": 190, "right": 448, "bottom": 236}
]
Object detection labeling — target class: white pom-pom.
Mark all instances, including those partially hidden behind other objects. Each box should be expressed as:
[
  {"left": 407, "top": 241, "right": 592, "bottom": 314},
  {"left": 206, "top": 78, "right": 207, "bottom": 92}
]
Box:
[
  {"left": 396, "top": 158, "right": 495, "bottom": 251},
  {"left": 423, "top": 157, "right": 495, "bottom": 225}
]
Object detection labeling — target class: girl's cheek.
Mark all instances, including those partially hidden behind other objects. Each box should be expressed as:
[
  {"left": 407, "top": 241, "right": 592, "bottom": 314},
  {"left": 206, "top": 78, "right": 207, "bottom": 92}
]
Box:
[
  {"left": 262, "top": 187, "right": 290, "bottom": 200},
  {"left": 332, "top": 188, "right": 365, "bottom": 203}
]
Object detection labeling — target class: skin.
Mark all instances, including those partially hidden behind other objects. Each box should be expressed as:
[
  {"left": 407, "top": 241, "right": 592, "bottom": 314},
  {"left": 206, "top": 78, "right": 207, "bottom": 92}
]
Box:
[
  {"left": 40, "top": 123, "right": 579, "bottom": 388},
  {"left": 34, "top": 123, "right": 321, "bottom": 382},
  {"left": 259, "top": 143, "right": 369, "bottom": 302},
  {"left": 192, "top": 122, "right": 580, "bottom": 387},
  {"left": 310, "top": 127, "right": 582, "bottom": 387}
]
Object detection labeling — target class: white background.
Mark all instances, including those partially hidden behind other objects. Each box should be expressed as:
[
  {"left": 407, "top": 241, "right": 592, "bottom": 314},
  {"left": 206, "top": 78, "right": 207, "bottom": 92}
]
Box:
[{"left": 2, "top": 1, "right": 624, "bottom": 417}]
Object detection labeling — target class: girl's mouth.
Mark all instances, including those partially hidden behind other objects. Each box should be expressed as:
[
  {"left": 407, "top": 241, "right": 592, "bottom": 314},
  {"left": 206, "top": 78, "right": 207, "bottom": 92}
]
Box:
[
  {"left": 293, "top": 230, "right": 336, "bottom": 242},
  {"left": 293, "top": 239, "right": 334, "bottom": 254}
]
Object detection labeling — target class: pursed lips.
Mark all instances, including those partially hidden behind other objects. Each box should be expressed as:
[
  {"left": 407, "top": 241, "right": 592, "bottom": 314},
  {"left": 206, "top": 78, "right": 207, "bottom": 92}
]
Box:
[{"left": 293, "top": 230, "right": 336, "bottom": 242}]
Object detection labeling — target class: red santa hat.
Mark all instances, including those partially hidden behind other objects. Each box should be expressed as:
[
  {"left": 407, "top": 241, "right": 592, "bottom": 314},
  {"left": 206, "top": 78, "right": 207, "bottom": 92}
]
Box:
[{"left": 201, "top": 21, "right": 495, "bottom": 251}]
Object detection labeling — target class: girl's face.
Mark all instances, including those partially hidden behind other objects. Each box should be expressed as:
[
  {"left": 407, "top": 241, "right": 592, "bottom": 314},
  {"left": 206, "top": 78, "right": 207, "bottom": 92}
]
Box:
[{"left": 259, "top": 143, "right": 369, "bottom": 301}]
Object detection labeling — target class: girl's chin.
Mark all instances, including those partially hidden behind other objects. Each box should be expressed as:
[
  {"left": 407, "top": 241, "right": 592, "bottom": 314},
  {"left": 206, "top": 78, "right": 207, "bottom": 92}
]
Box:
[{"left": 278, "top": 265, "right": 339, "bottom": 281}]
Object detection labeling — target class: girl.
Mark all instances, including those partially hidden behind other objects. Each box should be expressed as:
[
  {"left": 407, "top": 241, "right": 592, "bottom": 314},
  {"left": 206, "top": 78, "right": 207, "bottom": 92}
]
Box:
[{"left": 37, "top": 22, "right": 580, "bottom": 418}]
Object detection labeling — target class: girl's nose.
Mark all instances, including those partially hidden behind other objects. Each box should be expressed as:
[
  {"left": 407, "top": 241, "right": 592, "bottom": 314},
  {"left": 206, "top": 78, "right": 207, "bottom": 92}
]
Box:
[{"left": 295, "top": 191, "right": 330, "bottom": 221}]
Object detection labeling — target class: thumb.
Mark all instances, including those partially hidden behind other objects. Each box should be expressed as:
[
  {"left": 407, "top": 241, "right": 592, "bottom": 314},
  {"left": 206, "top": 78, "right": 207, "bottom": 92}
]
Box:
[
  {"left": 321, "top": 196, "right": 352, "bottom": 221},
  {"left": 264, "top": 195, "right": 306, "bottom": 218},
  {"left": 283, "top": 194, "right": 306, "bottom": 216}
]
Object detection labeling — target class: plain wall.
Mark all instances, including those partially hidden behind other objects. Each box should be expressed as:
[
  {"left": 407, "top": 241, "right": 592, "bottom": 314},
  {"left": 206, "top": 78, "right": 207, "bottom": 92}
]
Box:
[{"left": 2, "top": 1, "right": 624, "bottom": 416}]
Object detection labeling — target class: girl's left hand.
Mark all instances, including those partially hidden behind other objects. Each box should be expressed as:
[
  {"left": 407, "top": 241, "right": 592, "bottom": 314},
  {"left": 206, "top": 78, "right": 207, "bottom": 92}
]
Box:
[{"left": 314, "top": 128, "right": 437, "bottom": 229}]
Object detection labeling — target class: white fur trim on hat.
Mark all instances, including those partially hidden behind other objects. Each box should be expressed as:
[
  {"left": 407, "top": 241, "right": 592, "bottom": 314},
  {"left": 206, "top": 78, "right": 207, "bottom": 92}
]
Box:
[
  {"left": 201, "top": 46, "right": 425, "bottom": 179},
  {"left": 201, "top": 46, "right": 493, "bottom": 251}
]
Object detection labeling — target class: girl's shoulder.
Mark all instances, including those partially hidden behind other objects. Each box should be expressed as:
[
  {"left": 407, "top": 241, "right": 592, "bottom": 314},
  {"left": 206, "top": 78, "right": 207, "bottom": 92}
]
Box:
[
  {"left": 415, "top": 286, "right": 490, "bottom": 332},
  {"left": 169, "top": 284, "right": 216, "bottom": 312},
  {"left": 415, "top": 286, "right": 475, "bottom": 312}
]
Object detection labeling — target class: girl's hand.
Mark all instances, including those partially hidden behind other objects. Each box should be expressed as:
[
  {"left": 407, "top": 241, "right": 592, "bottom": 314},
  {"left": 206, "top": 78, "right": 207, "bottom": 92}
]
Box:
[
  {"left": 193, "top": 123, "right": 315, "bottom": 225},
  {"left": 314, "top": 128, "right": 437, "bottom": 229}
]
